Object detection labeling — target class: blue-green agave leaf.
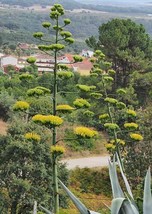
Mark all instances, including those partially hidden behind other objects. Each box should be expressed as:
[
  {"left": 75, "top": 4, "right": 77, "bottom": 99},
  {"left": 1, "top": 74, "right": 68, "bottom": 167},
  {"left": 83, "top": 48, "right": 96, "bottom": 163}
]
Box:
[
  {"left": 126, "top": 195, "right": 139, "bottom": 214},
  {"left": 89, "top": 211, "right": 101, "bottom": 214},
  {"left": 143, "top": 168, "right": 152, "bottom": 214},
  {"left": 111, "top": 198, "right": 126, "bottom": 214},
  {"left": 116, "top": 154, "right": 134, "bottom": 199},
  {"left": 128, "top": 199, "right": 139, "bottom": 214},
  {"left": 39, "top": 205, "right": 53, "bottom": 214},
  {"left": 59, "top": 179, "right": 90, "bottom": 214},
  {"left": 109, "top": 157, "right": 124, "bottom": 198},
  {"left": 121, "top": 200, "right": 139, "bottom": 214},
  {"left": 111, "top": 198, "right": 138, "bottom": 214}
]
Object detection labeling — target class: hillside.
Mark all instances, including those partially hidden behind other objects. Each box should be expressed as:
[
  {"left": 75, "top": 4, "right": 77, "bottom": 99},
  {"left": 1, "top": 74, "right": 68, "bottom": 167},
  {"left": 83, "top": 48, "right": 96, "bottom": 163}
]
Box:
[{"left": 1, "top": 0, "right": 152, "bottom": 52}]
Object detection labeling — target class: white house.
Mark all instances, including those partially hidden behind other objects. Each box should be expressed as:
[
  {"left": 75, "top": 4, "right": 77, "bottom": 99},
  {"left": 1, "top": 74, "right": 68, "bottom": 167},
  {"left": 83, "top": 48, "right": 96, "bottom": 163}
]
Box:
[
  {"left": 0, "top": 55, "right": 18, "bottom": 67},
  {"left": 81, "top": 50, "right": 94, "bottom": 58}
]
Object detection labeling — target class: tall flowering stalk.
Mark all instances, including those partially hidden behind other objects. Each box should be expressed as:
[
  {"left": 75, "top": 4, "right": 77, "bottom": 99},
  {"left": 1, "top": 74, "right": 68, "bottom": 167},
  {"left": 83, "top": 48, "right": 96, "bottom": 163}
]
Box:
[
  {"left": 89, "top": 50, "right": 144, "bottom": 170},
  {"left": 31, "top": 4, "right": 83, "bottom": 213}
]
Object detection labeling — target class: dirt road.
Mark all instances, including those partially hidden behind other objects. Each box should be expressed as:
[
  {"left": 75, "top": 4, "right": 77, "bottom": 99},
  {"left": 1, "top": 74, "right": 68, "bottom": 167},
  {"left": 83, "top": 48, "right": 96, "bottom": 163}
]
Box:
[{"left": 60, "top": 155, "right": 109, "bottom": 170}]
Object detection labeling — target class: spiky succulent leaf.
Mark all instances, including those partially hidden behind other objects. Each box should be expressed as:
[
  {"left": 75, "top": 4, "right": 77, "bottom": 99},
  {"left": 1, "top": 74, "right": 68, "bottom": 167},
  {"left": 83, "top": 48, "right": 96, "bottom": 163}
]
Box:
[
  {"left": 116, "top": 154, "right": 134, "bottom": 199},
  {"left": 109, "top": 157, "right": 124, "bottom": 198},
  {"left": 143, "top": 168, "right": 152, "bottom": 214},
  {"left": 111, "top": 198, "right": 138, "bottom": 214},
  {"left": 111, "top": 198, "right": 126, "bottom": 214},
  {"left": 89, "top": 211, "right": 101, "bottom": 214},
  {"left": 59, "top": 180, "right": 91, "bottom": 214},
  {"left": 39, "top": 205, "right": 53, "bottom": 214}
]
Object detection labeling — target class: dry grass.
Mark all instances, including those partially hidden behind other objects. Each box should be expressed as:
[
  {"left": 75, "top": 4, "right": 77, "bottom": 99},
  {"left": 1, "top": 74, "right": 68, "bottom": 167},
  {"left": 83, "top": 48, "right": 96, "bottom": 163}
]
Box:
[
  {"left": 78, "top": 69, "right": 90, "bottom": 76},
  {"left": 0, "top": 120, "right": 8, "bottom": 135}
]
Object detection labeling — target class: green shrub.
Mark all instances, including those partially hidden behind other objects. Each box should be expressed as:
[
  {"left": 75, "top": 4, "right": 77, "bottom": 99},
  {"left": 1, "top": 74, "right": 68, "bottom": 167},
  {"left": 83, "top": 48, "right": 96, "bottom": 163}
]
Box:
[{"left": 70, "top": 167, "right": 112, "bottom": 197}]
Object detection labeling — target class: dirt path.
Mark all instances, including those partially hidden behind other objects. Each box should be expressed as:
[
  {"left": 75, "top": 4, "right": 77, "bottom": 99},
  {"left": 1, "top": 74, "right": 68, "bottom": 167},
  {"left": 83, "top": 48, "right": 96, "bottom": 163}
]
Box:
[
  {"left": 60, "top": 155, "right": 109, "bottom": 170},
  {"left": 0, "top": 120, "right": 7, "bottom": 135}
]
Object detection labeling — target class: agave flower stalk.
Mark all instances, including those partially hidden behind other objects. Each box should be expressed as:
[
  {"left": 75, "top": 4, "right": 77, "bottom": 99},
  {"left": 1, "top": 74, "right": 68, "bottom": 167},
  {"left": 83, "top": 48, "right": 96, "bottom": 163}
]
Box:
[
  {"left": 32, "top": 4, "right": 83, "bottom": 213},
  {"left": 99, "top": 57, "right": 123, "bottom": 169}
]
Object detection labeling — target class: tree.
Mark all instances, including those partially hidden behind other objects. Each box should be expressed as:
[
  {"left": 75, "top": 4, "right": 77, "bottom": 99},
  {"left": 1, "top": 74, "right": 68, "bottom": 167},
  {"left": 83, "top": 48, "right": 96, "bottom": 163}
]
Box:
[
  {"left": 0, "top": 118, "right": 53, "bottom": 214},
  {"left": 86, "top": 19, "right": 152, "bottom": 88}
]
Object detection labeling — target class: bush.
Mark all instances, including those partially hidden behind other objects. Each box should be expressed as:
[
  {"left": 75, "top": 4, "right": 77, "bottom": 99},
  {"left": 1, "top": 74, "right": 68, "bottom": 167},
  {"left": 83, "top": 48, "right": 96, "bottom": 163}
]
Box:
[
  {"left": 70, "top": 167, "right": 112, "bottom": 196},
  {"left": 0, "top": 91, "right": 15, "bottom": 121}
]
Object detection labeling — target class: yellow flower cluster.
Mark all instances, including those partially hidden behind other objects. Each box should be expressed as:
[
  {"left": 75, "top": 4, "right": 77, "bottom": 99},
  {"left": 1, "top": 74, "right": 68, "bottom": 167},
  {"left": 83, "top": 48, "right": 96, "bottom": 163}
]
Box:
[
  {"left": 73, "top": 98, "right": 90, "bottom": 108},
  {"left": 56, "top": 104, "right": 74, "bottom": 112},
  {"left": 108, "top": 69, "right": 116, "bottom": 75},
  {"left": 130, "top": 133, "right": 143, "bottom": 141},
  {"left": 99, "top": 113, "right": 109, "bottom": 120},
  {"left": 76, "top": 84, "right": 96, "bottom": 92},
  {"left": 105, "top": 138, "right": 125, "bottom": 150},
  {"left": 124, "top": 122, "right": 138, "bottom": 129},
  {"left": 105, "top": 143, "right": 116, "bottom": 150},
  {"left": 76, "top": 84, "right": 91, "bottom": 92},
  {"left": 51, "top": 145, "right": 65, "bottom": 155},
  {"left": 90, "top": 92, "right": 103, "bottom": 99},
  {"left": 126, "top": 109, "right": 137, "bottom": 117},
  {"left": 104, "top": 123, "right": 119, "bottom": 130},
  {"left": 13, "top": 101, "right": 30, "bottom": 111},
  {"left": 32, "top": 114, "right": 63, "bottom": 127},
  {"left": 104, "top": 97, "right": 118, "bottom": 105},
  {"left": 83, "top": 110, "right": 94, "bottom": 117},
  {"left": 116, "top": 102, "right": 126, "bottom": 109},
  {"left": 110, "top": 139, "right": 125, "bottom": 146},
  {"left": 103, "top": 76, "right": 114, "bottom": 82},
  {"left": 116, "top": 88, "right": 126, "bottom": 95},
  {"left": 57, "top": 71, "right": 74, "bottom": 79},
  {"left": 74, "top": 126, "right": 98, "bottom": 138},
  {"left": 25, "top": 132, "right": 41, "bottom": 142}
]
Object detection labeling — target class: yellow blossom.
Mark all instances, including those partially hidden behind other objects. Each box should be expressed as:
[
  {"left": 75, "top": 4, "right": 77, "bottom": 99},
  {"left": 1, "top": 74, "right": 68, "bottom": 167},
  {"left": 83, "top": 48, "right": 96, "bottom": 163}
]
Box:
[
  {"left": 104, "top": 97, "right": 118, "bottom": 105},
  {"left": 110, "top": 139, "right": 126, "bottom": 146},
  {"left": 130, "top": 133, "right": 143, "bottom": 141},
  {"left": 119, "top": 140, "right": 125, "bottom": 146},
  {"left": 126, "top": 109, "right": 137, "bottom": 117},
  {"left": 124, "top": 122, "right": 138, "bottom": 129},
  {"left": 56, "top": 104, "right": 75, "bottom": 112},
  {"left": 13, "top": 101, "right": 30, "bottom": 111},
  {"left": 73, "top": 98, "right": 90, "bottom": 108},
  {"left": 99, "top": 114, "right": 109, "bottom": 120},
  {"left": 104, "top": 123, "right": 119, "bottom": 130},
  {"left": 25, "top": 132, "right": 41, "bottom": 142},
  {"left": 32, "top": 114, "right": 63, "bottom": 127},
  {"left": 74, "top": 126, "right": 98, "bottom": 138},
  {"left": 51, "top": 145, "right": 65, "bottom": 155},
  {"left": 105, "top": 143, "right": 116, "bottom": 150}
]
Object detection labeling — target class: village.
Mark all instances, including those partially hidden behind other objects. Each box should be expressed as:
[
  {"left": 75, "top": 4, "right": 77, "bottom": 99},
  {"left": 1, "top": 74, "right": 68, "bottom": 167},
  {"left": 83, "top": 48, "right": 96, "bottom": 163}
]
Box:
[{"left": 0, "top": 43, "right": 94, "bottom": 75}]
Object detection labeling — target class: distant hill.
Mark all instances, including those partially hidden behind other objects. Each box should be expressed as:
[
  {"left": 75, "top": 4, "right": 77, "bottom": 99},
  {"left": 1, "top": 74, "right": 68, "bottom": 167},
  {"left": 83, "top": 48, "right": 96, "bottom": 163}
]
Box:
[
  {"left": 76, "top": 0, "right": 150, "bottom": 5},
  {"left": 75, "top": 0, "right": 152, "bottom": 6},
  {"left": 0, "top": 0, "right": 84, "bottom": 9}
]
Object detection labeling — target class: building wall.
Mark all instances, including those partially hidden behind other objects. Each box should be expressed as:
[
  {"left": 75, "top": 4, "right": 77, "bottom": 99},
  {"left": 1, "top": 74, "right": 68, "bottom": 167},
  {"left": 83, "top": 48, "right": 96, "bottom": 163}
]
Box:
[{"left": 1, "top": 56, "right": 17, "bottom": 67}]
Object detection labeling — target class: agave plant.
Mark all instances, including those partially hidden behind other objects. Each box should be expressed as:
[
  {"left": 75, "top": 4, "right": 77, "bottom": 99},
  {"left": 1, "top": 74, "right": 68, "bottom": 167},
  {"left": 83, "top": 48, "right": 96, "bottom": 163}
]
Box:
[
  {"left": 59, "top": 180, "right": 100, "bottom": 214},
  {"left": 39, "top": 153, "right": 152, "bottom": 214},
  {"left": 109, "top": 154, "right": 152, "bottom": 214},
  {"left": 39, "top": 205, "right": 53, "bottom": 214}
]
